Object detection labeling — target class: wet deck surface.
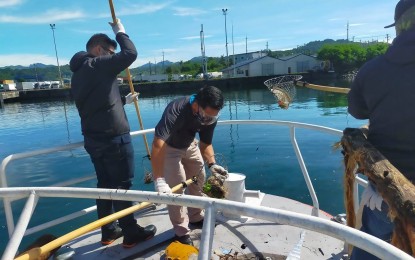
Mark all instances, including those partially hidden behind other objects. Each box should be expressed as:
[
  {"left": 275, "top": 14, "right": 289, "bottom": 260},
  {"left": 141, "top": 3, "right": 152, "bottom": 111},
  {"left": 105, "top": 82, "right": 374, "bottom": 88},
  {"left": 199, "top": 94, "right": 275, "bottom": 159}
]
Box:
[{"left": 64, "top": 193, "right": 346, "bottom": 260}]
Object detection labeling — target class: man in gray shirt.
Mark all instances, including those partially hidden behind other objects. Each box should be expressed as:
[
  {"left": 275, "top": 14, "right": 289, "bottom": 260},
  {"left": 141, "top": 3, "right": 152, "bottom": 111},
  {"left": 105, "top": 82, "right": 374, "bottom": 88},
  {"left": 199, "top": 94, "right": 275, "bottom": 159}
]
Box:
[{"left": 151, "top": 86, "right": 228, "bottom": 245}]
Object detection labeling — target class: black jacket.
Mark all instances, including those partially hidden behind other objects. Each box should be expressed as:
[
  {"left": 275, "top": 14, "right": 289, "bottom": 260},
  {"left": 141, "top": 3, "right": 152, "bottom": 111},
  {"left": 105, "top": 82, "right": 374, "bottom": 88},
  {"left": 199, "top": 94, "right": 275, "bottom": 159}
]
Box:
[
  {"left": 70, "top": 33, "right": 137, "bottom": 139},
  {"left": 348, "top": 28, "right": 415, "bottom": 182}
]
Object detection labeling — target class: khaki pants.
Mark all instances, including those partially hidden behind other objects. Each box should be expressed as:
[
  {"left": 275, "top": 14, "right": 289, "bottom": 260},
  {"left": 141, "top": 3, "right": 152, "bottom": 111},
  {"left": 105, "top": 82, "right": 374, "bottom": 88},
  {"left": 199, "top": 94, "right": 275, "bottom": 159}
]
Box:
[{"left": 164, "top": 140, "right": 206, "bottom": 236}]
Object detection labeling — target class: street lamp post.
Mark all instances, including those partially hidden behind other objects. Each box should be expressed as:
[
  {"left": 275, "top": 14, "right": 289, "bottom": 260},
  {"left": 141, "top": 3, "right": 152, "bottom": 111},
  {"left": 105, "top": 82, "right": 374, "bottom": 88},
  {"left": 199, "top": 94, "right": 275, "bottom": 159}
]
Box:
[
  {"left": 222, "top": 8, "right": 229, "bottom": 69},
  {"left": 50, "top": 24, "right": 64, "bottom": 88}
]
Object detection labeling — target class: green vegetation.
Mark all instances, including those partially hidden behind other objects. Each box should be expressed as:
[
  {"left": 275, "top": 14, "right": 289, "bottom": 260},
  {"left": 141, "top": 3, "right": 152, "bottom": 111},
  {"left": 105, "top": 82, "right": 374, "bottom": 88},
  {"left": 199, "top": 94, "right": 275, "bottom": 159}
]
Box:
[
  {"left": 0, "top": 40, "right": 390, "bottom": 82},
  {"left": 0, "top": 65, "right": 72, "bottom": 82},
  {"left": 317, "top": 42, "right": 389, "bottom": 73},
  {"left": 129, "top": 56, "right": 228, "bottom": 78}
]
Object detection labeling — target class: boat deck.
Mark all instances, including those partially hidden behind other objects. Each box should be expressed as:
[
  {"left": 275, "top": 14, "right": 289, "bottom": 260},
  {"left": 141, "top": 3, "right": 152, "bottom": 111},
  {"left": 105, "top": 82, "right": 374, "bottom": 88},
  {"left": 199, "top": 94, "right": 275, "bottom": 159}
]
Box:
[{"left": 64, "top": 193, "right": 345, "bottom": 260}]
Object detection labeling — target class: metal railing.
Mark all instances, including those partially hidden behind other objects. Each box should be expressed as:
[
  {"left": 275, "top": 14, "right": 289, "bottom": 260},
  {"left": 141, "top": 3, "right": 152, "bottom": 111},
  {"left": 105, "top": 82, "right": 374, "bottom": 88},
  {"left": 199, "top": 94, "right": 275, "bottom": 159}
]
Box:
[
  {"left": 1, "top": 187, "right": 412, "bottom": 260},
  {"left": 1, "top": 120, "right": 386, "bottom": 259}
]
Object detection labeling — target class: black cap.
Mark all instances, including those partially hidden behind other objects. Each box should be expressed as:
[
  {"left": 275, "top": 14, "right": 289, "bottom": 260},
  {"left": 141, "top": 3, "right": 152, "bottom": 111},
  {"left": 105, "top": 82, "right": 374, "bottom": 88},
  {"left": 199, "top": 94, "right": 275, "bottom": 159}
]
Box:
[{"left": 385, "top": 0, "right": 415, "bottom": 28}]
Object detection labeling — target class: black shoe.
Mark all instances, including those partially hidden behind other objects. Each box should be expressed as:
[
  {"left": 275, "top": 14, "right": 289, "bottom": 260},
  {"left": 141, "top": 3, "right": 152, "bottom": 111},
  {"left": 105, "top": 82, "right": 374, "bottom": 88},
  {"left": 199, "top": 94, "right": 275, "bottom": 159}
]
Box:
[
  {"left": 123, "top": 224, "right": 157, "bottom": 248},
  {"left": 101, "top": 226, "right": 123, "bottom": 245},
  {"left": 174, "top": 234, "right": 193, "bottom": 246},
  {"left": 189, "top": 219, "right": 204, "bottom": 229},
  {"left": 189, "top": 219, "right": 217, "bottom": 229}
]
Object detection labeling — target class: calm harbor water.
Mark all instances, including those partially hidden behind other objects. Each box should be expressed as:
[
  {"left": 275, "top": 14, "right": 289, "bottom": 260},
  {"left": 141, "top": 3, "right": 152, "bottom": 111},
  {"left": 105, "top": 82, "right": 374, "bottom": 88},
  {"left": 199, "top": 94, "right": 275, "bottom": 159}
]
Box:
[{"left": 0, "top": 81, "right": 364, "bottom": 252}]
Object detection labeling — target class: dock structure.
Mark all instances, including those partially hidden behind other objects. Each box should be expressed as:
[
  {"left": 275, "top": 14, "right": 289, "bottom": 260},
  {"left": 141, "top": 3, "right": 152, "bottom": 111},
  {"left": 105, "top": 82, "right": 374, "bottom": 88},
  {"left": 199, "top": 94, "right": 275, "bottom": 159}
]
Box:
[{"left": 0, "top": 91, "right": 19, "bottom": 108}]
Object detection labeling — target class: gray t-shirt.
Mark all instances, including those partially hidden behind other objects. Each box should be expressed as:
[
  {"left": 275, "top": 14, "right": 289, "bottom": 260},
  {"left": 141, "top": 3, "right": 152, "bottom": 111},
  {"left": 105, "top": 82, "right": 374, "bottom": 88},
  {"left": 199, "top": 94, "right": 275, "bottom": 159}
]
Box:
[{"left": 154, "top": 96, "right": 216, "bottom": 149}]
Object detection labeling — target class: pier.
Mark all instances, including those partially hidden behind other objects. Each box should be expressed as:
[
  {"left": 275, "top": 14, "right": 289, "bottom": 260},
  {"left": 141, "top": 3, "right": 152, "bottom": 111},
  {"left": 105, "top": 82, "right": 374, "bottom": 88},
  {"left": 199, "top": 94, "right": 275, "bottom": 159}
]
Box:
[{"left": 0, "top": 91, "right": 19, "bottom": 108}]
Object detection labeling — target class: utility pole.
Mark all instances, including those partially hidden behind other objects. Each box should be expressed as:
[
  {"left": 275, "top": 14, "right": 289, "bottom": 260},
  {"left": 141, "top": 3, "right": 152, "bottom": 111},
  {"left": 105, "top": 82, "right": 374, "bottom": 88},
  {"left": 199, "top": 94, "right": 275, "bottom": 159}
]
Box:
[
  {"left": 162, "top": 51, "right": 165, "bottom": 74},
  {"left": 32, "top": 64, "right": 39, "bottom": 82},
  {"left": 386, "top": 34, "right": 390, "bottom": 43},
  {"left": 232, "top": 22, "right": 235, "bottom": 77},
  {"left": 200, "top": 24, "right": 207, "bottom": 79},
  {"left": 154, "top": 58, "right": 157, "bottom": 74},
  {"left": 245, "top": 35, "right": 248, "bottom": 54},
  {"left": 222, "top": 9, "right": 229, "bottom": 68},
  {"left": 266, "top": 41, "right": 269, "bottom": 56},
  {"left": 50, "top": 24, "right": 63, "bottom": 87},
  {"left": 346, "top": 21, "right": 349, "bottom": 41}
]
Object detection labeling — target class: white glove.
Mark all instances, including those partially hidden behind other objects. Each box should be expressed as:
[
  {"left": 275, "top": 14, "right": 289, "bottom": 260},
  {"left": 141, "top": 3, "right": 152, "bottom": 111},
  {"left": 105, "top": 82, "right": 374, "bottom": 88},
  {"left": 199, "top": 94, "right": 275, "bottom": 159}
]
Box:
[
  {"left": 154, "top": 178, "right": 172, "bottom": 193},
  {"left": 361, "top": 184, "right": 383, "bottom": 211},
  {"left": 125, "top": 92, "right": 139, "bottom": 104},
  {"left": 209, "top": 163, "right": 228, "bottom": 183},
  {"left": 109, "top": 18, "right": 126, "bottom": 35}
]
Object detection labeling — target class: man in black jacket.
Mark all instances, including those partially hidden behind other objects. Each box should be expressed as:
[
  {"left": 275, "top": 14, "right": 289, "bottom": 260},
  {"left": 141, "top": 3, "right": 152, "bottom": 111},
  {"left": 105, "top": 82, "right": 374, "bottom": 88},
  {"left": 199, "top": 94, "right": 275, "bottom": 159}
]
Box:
[
  {"left": 348, "top": 0, "right": 415, "bottom": 259},
  {"left": 70, "top": 19, "right": 156, "bottom": 248}
]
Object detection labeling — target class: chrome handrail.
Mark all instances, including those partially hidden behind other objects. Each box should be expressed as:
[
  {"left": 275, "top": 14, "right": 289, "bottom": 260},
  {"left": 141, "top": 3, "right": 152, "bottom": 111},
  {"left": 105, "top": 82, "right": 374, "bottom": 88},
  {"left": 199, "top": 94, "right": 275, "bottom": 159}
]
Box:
[{"left": 0, "top": 187, "right": 411, "bottom": 260}]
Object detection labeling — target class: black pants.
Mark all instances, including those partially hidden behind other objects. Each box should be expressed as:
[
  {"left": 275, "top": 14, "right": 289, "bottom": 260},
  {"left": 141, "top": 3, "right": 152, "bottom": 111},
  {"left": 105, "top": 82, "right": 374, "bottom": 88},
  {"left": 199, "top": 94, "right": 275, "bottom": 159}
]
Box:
[{"left": 84, "top": 135, "right": 136, "bottom": 235}]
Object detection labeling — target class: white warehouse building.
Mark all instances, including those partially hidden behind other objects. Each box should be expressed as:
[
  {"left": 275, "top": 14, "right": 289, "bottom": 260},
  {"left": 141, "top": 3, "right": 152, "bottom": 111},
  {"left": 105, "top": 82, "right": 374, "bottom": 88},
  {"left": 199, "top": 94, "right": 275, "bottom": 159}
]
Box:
[{"left": 223, "top": 54, "right": 323, "bottom": 78}]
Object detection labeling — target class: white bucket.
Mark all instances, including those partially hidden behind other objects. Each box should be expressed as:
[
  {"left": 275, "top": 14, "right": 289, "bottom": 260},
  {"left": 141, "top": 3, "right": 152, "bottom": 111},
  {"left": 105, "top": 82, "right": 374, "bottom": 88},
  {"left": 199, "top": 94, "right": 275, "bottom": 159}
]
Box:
[
  {"left": 223, "top": 173, "right": 246, "bottom": 203},
  {"left": 221, "top": 173, "right": 261, "bottom": 219}
]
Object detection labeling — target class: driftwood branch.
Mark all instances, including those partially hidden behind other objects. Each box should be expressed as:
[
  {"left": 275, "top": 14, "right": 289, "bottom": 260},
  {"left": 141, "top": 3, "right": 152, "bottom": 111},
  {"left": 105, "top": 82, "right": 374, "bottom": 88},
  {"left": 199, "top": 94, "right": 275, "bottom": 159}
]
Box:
[{"left": 341, "top": 127, "right": 415, "bottom": 255}]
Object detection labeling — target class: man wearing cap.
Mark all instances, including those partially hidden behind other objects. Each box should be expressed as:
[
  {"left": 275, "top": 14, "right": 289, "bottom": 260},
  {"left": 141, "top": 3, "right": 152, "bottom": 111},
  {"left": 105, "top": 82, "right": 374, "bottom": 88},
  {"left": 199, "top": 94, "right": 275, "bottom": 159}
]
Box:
[
  {"left": 348, "top": 0, "right": 415, "bottom": 259},
  {"left": 151, "top": 86, "right": 228, "bottom": 246}
]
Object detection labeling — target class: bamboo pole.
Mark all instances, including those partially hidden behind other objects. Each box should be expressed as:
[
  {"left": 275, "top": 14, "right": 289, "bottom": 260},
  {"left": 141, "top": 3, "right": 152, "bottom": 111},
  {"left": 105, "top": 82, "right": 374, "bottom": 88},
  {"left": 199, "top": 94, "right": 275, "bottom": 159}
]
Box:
[
  {"left": 295, "top": 80, "right": 350, "bottom": 94},
  {"left": 15, "top": 178, "right": 196, "bottom": 260},
  {"left": 109, "top": 0, "right": 151, "bottom": 159}
]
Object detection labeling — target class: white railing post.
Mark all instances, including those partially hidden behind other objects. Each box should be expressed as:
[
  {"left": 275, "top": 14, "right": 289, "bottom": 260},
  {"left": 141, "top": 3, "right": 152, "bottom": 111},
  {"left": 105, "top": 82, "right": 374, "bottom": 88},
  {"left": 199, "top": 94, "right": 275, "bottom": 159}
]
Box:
[
  {"left": 289, "top": 126, "right": 319, "bottom": 216},
  {"left": 2, "top": 191, "right": 38, "bottom": 260},
  {"left": 198, "top": 201, "right": 216, "bottom": 260}
]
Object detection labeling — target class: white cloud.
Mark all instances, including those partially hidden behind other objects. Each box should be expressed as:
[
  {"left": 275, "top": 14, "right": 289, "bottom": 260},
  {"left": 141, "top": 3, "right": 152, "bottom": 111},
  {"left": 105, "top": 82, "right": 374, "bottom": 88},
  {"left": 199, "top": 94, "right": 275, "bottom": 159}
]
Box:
[
  {"left": 349, "top": 23, "right": 364, "bottom": 27},
  {"left": 0, "top": 54, "right": 69, "bottom": 67},
  {"left": 0, "top": 9, "right": 85, "bottom": 24},
  {"left": 180, "top": 35, "right": 212, "bottom": 40},
  {"left": 172, "top": 7, "right": 206, "bottom": 16},
  {"left": 0, "top": 0, "right": 24, "bottom": 8},
  {"left": 95, "top": 2, "right": 172, "bottom": 19},
  {"left": 181, "top": 36, "right": 200, "bottom": 40},
  {"left": 120, "top": 2, "right": 172, "bottom": 15}
]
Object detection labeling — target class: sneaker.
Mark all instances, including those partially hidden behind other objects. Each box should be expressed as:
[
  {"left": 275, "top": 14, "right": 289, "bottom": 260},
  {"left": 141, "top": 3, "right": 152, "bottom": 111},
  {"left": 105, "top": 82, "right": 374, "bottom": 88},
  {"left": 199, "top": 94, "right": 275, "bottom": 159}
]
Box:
[
  {"left": 101, "top": 226, "right": 123, "bottom": 245},
  {"left": 174, "top": 234, "right": 193, "bottom": 246},
  {"left": 122, "top": 224, "right": 157, "bottom": 248}
]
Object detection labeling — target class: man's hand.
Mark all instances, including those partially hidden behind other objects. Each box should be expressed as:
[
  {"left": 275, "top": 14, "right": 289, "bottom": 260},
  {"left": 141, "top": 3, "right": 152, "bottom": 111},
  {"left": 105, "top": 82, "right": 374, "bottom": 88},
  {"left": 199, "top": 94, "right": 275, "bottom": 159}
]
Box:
[
  {"left": 125, "top": 93, "right": 139, "bottom": 104},
  {"left": 209, "top": 163, "right": 228, "bottom": 183},
  {"left": 361, "top": 184, "right": 383, "bottom": 211},
  {"left": 109, "top": 18, "right": 126, "bottom": 35},
  {"left": 154, "top": 178, "right": 172, "bottom": 193}
]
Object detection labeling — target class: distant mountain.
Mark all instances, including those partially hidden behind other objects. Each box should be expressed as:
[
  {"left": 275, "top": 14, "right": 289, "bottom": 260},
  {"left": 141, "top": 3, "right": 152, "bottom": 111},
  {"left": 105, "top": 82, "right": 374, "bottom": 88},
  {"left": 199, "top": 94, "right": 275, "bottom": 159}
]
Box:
[
  {"left": 189, "top": 56, "right": 204, "bottom": 62},
  {"left": 2, "top": 65, "right": 28, "bottom": 70},
  {"left": 136, "top": 60, "right": 174, "bottom": 70},
  {"left": 1, "top": 63, "right": 55, "bottom": 70},
  {"left": 31, "top": 63, "right": 55, "bottom": 69}
]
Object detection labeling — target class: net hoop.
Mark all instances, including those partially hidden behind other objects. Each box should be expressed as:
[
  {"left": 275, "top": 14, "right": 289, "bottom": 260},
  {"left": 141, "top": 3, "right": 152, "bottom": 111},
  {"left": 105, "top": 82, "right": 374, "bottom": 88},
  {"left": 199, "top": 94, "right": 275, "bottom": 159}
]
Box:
[{"left": 264, "top": 75, "right": 302, "bottom": 109}]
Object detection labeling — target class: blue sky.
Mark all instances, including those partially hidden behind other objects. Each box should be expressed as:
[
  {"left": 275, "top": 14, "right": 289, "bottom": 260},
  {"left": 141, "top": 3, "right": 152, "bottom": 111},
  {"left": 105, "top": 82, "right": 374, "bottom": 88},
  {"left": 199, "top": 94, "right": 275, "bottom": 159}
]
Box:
[{"left": 0, "top": 0, "right": 397, "bottom": 68}]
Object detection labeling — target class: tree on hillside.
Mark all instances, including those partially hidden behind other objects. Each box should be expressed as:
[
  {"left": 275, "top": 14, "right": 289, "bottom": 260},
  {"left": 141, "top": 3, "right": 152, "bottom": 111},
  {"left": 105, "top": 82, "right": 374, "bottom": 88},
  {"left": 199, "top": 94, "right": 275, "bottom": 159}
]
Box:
[{"left": 317, "top": 43, "right": 387, "bottom": 73}]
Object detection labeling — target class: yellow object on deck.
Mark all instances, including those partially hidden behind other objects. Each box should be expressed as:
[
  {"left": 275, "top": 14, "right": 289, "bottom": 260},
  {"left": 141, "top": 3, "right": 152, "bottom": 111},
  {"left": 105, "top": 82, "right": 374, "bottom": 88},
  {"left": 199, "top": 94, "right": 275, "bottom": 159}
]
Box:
[{"left": 165, "top": 241, "right": 199, "bottom": 260}]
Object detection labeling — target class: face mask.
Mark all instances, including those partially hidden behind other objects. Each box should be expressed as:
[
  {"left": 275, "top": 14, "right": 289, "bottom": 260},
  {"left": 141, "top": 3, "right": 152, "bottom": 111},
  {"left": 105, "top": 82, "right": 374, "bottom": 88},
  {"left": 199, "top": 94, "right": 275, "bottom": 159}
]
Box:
[{"left": 196, "top": 106, "right": 220, "bottom": 125}]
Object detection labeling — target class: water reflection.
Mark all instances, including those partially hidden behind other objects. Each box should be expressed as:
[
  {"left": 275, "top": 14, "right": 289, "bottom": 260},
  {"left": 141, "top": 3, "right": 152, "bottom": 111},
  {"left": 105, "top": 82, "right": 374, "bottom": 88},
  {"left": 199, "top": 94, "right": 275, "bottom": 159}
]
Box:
[{"left": 0, "top": 84, "right": 367, "bottom": 253}]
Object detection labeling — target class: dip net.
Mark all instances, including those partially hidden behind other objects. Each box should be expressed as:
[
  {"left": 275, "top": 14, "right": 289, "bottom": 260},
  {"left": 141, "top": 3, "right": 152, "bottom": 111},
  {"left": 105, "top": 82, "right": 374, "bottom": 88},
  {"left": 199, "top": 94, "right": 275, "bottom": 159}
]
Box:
[{"left": 264, "top": 75, "right": 302, "bottom": 109}]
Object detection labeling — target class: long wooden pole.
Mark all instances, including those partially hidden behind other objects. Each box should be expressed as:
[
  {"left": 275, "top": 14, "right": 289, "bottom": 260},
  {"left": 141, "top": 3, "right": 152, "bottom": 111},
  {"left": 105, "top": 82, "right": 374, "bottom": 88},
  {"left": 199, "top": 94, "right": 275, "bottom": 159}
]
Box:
[
  {"left": 15, "top": 178, "right": 196, "bottom": 260},
  {"left": 295, "top": 80, "right": 350, "bottom": 94},
  {"left": 109, "top": 0, "right": 151, "bottom": 159}
]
